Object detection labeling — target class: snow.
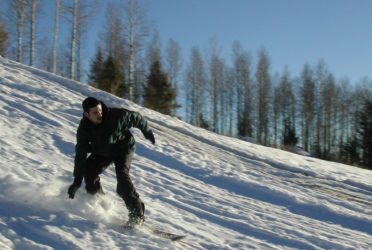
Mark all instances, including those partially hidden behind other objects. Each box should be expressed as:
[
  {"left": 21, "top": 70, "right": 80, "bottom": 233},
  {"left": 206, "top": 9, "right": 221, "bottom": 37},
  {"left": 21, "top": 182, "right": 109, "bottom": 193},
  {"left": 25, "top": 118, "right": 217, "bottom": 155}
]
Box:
[{"left": 0, "top": 56, "right": 371, "bottom": 249}]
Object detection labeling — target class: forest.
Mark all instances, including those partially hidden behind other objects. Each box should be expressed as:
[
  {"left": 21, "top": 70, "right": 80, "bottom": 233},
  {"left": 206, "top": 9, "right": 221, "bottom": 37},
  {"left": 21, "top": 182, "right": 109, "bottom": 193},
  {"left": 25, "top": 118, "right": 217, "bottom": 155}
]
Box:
[{"left": 1, "top": 0, "right": 371, "bottom": 169}]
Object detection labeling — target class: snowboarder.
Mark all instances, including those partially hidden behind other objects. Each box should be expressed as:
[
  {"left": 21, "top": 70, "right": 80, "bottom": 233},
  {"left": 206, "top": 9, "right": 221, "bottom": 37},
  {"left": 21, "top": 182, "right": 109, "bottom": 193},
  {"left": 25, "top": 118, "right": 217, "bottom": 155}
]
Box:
[{"left": 67, "top": 97, "right": 155, "bottom": 226}]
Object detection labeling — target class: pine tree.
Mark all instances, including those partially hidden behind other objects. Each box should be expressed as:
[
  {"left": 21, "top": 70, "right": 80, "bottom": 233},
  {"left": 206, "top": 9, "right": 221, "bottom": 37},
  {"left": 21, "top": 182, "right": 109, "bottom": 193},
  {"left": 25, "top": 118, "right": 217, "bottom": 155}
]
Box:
[
  {"left": 359, "top": 101, "right": 372, "bottom": 169},
  {"left": 144, "top": 60, "right": 176, "bottom": 115},
  {"left": 340, "top": 137, "right": 360, "bottom": 165},
  {"left": 283, "top": 117, "right": 298, "bottom": 147},
  {"left": 100, "top": 55, "right": 124, "bottom": 96},
  {"left": 88, "top": 47, "right": 104, "bottom": 87},
  {"left": 0, "top": 22, "right": 8, "bottom": 56}
]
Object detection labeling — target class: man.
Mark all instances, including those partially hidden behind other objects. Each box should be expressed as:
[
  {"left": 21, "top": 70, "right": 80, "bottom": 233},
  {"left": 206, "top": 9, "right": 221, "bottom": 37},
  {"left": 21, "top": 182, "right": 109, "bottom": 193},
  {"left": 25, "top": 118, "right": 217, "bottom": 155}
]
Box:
[{"left": 68, "top": 97, "right": 155, "bottom": 226}]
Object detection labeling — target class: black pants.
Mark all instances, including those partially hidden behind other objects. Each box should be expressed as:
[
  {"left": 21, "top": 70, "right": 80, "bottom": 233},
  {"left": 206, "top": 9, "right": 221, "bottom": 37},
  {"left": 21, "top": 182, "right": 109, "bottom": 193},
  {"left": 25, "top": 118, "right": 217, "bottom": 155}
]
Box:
[{"left": 84, "top": 150, "right": 145, "bottom": 219}]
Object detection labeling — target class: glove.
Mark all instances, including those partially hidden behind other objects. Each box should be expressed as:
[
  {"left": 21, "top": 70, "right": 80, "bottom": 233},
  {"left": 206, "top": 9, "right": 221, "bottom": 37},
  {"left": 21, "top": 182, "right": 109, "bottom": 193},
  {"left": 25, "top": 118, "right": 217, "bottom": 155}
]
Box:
[
  {"left": 67, "top": 176, "right": 83, "bottom": 199},
  {"left": 68, "top": 184, "right": 79, "bottom": 199},
  {"left": 143, "top": 129, "right": 155, "bottom": 144}
]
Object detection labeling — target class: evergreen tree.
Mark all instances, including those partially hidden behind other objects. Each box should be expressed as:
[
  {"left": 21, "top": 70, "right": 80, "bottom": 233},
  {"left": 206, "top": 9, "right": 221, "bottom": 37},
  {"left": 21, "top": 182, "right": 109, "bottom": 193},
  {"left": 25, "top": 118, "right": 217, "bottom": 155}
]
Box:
[
  {"left": 144, "top": 60, "right": 176, "bottom": 115},
  {"left": 359, "top": 101, "right": 372, "bottom": 169},
  {"left": 88, "top": 47, "right": 104, "bottom": 87},
  {"left": 100, "top": 55, "right": 125, "bottom": 96},
  {"left": 283, "top": 117, "right": 298, "bottom": 147},
  {"left": 0, "top": 21, "right": 8, "bottom": 56},
  {"left": 340, "top": 137, "right": 360, "bottom": 165}
]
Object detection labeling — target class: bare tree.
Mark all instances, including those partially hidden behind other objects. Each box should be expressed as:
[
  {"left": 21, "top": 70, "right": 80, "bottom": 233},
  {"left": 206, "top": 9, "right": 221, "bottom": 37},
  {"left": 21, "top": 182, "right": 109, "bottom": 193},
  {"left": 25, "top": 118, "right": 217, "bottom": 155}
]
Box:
[
  {"left": 146, "top": 29, "right": 162, "bottom": 68},
  {"left": 205, "top": 38, "right": 224, "bottom": 132},
  {"left": 209, "top": 54, "right": 225, "bottom": 133},
  {"left": 217, "top": 59, "right": 227, "bottom": 134},
  {"left": 315, "top": 60, "right": 339, "bottom": 159},
  {"left": 96, "top": 2, "right": 128, "bottom": 94},
  {"left": 337, "top": 78, "right": 352, "bottom": 155},
  {"left": 100, "top": 2, "right": 126, "bottom": 61},
  {"left": 185, "top": 46, "right": 207, "bottom": 127},
  {"left": 232, "top": 41, "right": 253, "bottom": 138},
  {"left": 300, "top": 63, "right": 315, "bottom": 151},
  {"left": 273, "top": 73, "right": 281, "bottom": 146},
  {"left": 122, "top": 0, "right": 149, "bottom": 100},
  {"left": 58, "top": 47, "right": 71, "bottom": 78},
  {"left": 314, "top": 60, "right": 328, "bottom": 156},
  {"left": 255, "top": 49, "right": 271, "bottom": 145},
  {"left": 37, "top": 37, "right": 52, "bottom": 71},
  {"left": 323, "top": 74, "right": 338, "bottom": 158},
  {"left": 275, "top": 68, "right": 296, "bottom": 147},
  {"left": 64, "top": 0, "right": 97, "bottom": 80},
  {"left": 166, "top": 39, "right": 182, "bottom": 88},
  {"left": 165, "top": 39, "right": 182, "bottom": 115},
  {"left": 225, "top": 67, "right": 235, "bottom": 136},
  {"left": 142, "top": 29, "right": 162, "bottom": 103}
]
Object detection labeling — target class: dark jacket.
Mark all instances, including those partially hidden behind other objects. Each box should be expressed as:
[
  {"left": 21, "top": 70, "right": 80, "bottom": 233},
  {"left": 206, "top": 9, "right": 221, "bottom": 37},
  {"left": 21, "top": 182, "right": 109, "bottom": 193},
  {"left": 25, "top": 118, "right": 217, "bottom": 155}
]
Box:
[{"left": 73, "top": 101, "right": 150, "bottom": 177}]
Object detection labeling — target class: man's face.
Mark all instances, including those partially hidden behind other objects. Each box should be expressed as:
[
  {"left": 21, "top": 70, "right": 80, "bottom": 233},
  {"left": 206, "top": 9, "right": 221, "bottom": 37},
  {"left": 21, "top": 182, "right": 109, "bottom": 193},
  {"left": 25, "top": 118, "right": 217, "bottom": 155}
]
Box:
[{"left": 84, "top": 104, "right": 103, "bottom": 124}]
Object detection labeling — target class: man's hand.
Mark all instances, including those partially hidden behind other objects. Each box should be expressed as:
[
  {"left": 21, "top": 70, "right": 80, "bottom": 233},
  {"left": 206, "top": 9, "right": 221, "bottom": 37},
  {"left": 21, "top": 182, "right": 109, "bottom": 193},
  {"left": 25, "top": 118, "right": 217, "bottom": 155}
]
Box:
[
  {"left": 143, "top": 129, "right": 155, "bottom": 144},
  {"left": 67, "top": 176, "right": 83, "bottom": 199},
  {"left": 68, "top": 184, "right": 79, "bottom": 199}
]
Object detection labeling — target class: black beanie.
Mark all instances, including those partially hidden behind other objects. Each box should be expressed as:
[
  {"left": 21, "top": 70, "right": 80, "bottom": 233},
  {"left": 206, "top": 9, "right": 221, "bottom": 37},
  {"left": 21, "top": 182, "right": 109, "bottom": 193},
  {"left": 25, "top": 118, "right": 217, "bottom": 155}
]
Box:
[{"left": 82, "top": 97, "right": 100, "bottom": 112}]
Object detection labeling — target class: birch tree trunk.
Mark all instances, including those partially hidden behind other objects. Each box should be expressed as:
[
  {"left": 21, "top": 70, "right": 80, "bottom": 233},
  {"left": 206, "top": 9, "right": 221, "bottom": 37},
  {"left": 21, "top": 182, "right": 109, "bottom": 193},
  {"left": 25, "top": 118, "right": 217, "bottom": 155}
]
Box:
[
  {"left": 69, "top": 0, "right": 78, "bottom": 79},
  {"left": 52, "top": 0, "right": 60, "bottom": 73},
  {"left": 123, "top": 0, "right": 149, "bottom": 100},
  {"left": 16, "top": 0, "right": 26, "bottom": 63},
  {"left": 29, "top": 0, "right": 37, "bottom": 66}
]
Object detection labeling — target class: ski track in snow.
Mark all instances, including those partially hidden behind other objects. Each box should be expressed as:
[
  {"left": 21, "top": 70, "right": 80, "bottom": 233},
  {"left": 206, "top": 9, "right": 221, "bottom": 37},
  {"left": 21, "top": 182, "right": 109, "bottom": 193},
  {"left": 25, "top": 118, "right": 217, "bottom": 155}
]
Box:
[{"left": 0, "top": 57, "right": 371, "bottom": 249}]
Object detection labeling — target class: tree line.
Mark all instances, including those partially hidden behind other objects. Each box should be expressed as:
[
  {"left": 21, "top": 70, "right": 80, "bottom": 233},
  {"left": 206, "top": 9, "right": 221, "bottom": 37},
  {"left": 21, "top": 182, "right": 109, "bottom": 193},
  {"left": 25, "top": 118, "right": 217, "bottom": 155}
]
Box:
[
  {"left": 184, "top": 42, "right": 372, "bottom": 169},
  {"left": 1, "top": 0, "right": 371, "bottom": 169}
]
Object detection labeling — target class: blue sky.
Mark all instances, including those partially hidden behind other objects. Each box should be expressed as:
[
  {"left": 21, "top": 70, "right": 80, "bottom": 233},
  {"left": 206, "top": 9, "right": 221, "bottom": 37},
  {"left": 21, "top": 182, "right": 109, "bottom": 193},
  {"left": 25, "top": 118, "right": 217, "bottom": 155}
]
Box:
[
  {"left": 143, "top": 0, "right": 372, "bottom": 84},
  {"left": 3, "top": 0, "right": 372, "bottom": 84}
]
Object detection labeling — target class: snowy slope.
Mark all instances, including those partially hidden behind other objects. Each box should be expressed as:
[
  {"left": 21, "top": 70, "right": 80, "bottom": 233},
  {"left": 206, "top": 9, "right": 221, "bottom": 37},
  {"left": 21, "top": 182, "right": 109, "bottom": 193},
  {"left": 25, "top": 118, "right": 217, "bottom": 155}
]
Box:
[{"left": 0, "top": 57, "right": 371, "bottom": 250}]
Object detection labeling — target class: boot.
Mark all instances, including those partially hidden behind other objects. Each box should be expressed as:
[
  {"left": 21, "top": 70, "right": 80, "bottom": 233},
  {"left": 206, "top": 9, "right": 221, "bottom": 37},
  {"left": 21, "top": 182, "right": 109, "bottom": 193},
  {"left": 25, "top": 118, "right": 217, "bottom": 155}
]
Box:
[
  {"left": 124, "top": 214, "right": 145, "bottom": 228},
  {"left": 86, "top": 185, "right": 105, "bottom": 196}
]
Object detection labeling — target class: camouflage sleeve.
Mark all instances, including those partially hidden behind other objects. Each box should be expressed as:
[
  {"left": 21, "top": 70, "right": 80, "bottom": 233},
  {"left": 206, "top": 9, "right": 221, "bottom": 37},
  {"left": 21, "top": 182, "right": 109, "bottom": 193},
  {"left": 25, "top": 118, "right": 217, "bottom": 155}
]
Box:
[{"left": 126, "top": 110, "right": 149, "bottom": 132}]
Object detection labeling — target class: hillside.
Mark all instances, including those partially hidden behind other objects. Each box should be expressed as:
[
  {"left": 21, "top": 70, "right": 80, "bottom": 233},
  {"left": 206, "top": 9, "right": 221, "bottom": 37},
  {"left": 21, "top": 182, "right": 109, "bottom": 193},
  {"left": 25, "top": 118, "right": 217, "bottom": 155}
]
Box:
[{"left": 0, "top": 57, "right": 371, "bottom": 249}]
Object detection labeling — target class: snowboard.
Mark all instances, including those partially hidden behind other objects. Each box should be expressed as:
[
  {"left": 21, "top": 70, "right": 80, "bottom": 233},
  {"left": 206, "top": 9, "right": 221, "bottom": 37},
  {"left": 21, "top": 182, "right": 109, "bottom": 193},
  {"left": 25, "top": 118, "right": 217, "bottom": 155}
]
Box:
[
  {"left": 123, "top": 224, "right": 186, "bottom": 241},
  {"left": 149, "top": 227, "right": 186, "bottom": 241}
]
